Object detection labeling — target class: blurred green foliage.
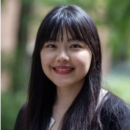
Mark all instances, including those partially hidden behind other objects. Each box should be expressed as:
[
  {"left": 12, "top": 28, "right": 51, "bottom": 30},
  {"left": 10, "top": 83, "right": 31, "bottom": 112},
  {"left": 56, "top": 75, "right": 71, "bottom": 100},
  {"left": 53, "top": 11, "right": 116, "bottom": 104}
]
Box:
[
  {"left": 105, "top": 74, "right": 130, "bottom": 106},
  {"left": 1, "top": 92, "right": 26, "bottom": 130},
  {"left": 107, "top": 0, "right": 130, "bottom": 61},
  {"left": 42, "top": 0, "right": 95, "bottom": 10},
  {"left": 10, "top": 0, "right": 32, "bottom": 92}
]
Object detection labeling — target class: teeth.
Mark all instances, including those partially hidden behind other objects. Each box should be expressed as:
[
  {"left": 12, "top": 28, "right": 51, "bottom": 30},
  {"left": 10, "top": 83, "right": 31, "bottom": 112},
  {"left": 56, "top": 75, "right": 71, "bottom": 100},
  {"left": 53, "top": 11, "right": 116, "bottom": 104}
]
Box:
[{"left": 55, "top": 68, "right": 72, "bottom": 71}]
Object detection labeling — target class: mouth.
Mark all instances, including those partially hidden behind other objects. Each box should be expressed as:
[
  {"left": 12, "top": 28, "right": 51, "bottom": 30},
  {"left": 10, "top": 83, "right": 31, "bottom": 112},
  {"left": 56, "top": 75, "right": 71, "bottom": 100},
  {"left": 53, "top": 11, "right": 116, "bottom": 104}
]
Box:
[{"left": 52, "top": 67, "right": 74, "bottom": 74}]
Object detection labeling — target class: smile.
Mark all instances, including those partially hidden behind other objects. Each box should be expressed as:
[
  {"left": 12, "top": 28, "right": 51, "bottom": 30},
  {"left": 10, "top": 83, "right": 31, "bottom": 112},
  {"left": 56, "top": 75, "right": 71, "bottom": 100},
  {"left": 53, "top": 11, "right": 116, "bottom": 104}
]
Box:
[
  {"left": 54, "top": 68, "right": 72, "bottom": 71},
  {"left": 52, "top": 67, "right": 74, "bottom": 74}
]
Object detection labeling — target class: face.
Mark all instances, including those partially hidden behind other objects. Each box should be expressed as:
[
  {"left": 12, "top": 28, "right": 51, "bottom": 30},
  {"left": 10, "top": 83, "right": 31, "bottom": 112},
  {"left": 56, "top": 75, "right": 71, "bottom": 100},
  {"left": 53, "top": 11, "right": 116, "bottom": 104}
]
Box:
[{"left": 40, "top": 29, "right": 92, "bottom": 89}]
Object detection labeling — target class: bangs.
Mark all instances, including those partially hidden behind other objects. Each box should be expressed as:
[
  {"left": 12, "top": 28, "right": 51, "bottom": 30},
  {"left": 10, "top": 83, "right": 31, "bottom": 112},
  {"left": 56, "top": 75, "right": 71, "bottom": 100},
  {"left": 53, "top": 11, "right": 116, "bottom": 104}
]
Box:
[{"left": 41, "top": 8, "right": 88, "bottom": 44}]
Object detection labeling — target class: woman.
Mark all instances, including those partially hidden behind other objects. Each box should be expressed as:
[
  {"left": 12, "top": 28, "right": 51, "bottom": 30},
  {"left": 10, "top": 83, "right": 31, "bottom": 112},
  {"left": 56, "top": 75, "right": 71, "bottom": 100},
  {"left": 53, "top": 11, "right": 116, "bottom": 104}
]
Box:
[{"left": 14, "top": 5, "right": 130, "bottom": 130}]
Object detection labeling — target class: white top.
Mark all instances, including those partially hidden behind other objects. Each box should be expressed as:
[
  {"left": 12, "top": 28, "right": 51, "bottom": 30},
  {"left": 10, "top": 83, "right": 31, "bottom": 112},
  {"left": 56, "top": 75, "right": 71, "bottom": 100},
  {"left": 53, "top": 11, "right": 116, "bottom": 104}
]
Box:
[
  {"left": 48, "top": 117, "right": 55, "bottom": 130},
  {"left": 48, "top": 88, "right": 107, "bottom": 130}
]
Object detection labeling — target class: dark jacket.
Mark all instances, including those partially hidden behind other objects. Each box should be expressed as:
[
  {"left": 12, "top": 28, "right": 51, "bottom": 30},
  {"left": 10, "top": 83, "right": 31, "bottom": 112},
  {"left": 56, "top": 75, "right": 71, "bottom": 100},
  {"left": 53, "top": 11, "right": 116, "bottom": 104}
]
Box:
[{"left": 14, "top": 92, "right": 130, "bottom": 130}]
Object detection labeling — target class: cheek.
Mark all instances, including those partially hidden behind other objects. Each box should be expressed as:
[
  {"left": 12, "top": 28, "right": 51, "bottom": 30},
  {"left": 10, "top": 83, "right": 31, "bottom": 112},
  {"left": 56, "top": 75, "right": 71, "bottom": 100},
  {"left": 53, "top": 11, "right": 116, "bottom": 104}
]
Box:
[
  {"left": 40, "top": 51, "right": 54, "bottom": 68},
  {"left": 73, "top": 51, "right": 92, "bottom": 70}
]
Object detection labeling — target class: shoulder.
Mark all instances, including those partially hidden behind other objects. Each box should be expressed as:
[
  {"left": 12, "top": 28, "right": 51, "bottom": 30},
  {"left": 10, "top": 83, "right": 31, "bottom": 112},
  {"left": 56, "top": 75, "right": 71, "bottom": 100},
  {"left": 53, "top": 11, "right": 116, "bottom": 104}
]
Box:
[
  {"left": 101, "top": 92, "right": 130, "bottom": 130},
  {"left": 13, "top": 103, "right": 27, "bottom": 130},
  {"left": 103, "top": 92, "right": 130, "bottom": 115}
]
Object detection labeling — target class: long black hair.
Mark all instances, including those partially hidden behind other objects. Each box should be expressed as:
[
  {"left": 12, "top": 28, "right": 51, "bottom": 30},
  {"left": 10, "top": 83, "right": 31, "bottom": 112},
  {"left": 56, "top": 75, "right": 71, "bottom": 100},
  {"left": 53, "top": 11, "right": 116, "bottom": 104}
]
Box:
[{"left": 24, "top": 5, "right": 102, "bottom": 130}]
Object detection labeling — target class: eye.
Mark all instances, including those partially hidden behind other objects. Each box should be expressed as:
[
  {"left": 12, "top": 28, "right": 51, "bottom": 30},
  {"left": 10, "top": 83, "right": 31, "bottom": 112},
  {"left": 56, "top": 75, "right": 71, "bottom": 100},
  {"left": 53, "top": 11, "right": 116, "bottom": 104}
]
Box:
[
  {"left": 46, "top": 44, "right": 56, "bottom": 48},
  {"left": 70, "top": 44, "right": 82, "bottom": 48}
]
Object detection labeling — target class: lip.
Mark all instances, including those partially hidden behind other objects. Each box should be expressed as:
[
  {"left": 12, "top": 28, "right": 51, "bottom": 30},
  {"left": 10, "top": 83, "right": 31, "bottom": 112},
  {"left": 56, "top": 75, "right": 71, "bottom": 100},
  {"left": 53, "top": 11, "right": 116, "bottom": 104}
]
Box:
[
  {"left": 52, "top": 66, "right": 74, "bottom": 74},
  {"left": 53, "top": 66, "right": 74, "bottom": 69}
]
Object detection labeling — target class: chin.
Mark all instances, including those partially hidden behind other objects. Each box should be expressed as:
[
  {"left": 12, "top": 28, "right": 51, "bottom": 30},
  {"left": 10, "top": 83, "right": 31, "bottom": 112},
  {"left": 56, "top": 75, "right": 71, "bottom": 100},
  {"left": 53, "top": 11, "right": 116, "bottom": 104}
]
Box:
[{"left": 53, "top": 82, "right": 73, "bottom": 88}]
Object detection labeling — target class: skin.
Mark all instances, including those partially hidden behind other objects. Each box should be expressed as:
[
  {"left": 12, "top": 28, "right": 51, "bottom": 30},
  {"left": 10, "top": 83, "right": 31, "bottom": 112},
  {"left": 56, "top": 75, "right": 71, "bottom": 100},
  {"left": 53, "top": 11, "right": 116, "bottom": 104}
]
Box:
[{"left": 40, "top": 29, "right": 92, "bottom": 130}]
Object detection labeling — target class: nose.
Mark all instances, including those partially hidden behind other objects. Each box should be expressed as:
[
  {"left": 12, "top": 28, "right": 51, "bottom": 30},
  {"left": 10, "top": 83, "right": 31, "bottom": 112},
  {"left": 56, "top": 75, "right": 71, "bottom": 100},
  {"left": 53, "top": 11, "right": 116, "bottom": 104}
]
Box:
[{"left": 56, "top": 50, "right": 69, "bottom": 62}]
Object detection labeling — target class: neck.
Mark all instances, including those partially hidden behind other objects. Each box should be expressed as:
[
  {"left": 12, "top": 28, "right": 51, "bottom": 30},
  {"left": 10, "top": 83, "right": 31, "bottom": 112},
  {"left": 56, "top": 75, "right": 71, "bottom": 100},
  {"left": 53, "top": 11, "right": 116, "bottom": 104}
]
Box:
[{"left": 54, "top": 80, "right": 85, "bottom": 112}]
